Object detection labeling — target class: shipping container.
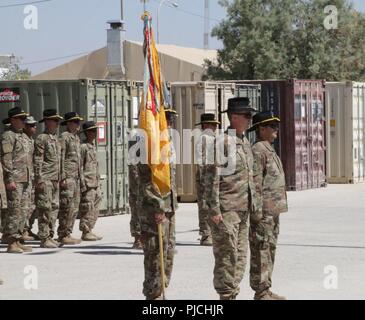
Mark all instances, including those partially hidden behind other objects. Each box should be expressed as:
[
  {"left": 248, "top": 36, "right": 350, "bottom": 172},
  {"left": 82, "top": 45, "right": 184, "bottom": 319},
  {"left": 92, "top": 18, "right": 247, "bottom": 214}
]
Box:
[
  {"left": 325, "top": 82, "right": 365, "bottom": 183},
  {"left": 0, "top": 79, "right": 142, "bottom": 215},
  {"left": 171, "top": 81, "right": 261, "bottom": 201},
  {"left": 229, "top": 80, "right": 327, "bottom": 191}
]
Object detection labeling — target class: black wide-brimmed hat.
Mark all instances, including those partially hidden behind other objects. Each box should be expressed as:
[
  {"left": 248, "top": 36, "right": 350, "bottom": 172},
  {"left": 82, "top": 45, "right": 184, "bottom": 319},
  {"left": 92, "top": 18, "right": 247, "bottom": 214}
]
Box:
[
  {"left": 196, "top": 113, "right": 220, "bottom": 126},
  {"left": 165, "top": 108, "right": 178, "bottom": 116},
  {"left": 247, "top": 111, "right": 281, "bottom": 132},
  {"left": 81, "top": 121, "right": 99, "bottom": 133},
  {"left": 39, "top": 109, "right": 64, "bottom": 123},
  {"left": 2, "top": 107, "right": 29, "bottom": 125},
  {"left": 221, "top": 97, "right": 257, "bottom": 114},
  {"left": 61, "top": 112, "right": 83, "bottom": 126}
]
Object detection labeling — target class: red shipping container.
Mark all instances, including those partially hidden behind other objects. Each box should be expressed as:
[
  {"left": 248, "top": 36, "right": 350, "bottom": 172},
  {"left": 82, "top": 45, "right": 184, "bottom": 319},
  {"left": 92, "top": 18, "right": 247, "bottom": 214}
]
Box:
[{"left": 232, "top": 79, "right": 327, "bottom": 191}]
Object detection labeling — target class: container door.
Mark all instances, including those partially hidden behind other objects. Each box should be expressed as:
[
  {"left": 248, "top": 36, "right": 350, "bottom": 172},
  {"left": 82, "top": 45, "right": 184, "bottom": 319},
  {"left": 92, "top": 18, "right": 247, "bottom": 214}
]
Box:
[
  {"left": 352, "top": 84, "right": 365, "bottom": 183},
  {"left": 87, "top": 81, "right": 112, "bottom": 214}
]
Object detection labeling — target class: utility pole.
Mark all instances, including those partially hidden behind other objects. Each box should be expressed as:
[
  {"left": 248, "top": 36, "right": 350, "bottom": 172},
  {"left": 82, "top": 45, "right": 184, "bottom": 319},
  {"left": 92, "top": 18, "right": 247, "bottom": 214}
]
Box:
[
  {"left": 204, "top": 0, "right": 209, "bottom": 50},
  {"left": 121, "top": 0, "right": 124, "bottom": 20}
]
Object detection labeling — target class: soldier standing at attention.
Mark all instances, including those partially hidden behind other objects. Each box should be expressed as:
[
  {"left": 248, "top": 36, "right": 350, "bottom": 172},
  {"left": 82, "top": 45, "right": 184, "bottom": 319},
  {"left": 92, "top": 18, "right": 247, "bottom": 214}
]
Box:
[
  {"left": 138, "top": 108, "right": 178, "bottom": 300},
  {"left": 22, "top": 116, "right": 38, "bottom": 241},
  {"left": 247, "top": 111, "right": 288, "bottom": 300},
  {"left": 195, "top": 113, "right": 220, "bottom": 246},
  {"left": 57, "top": 112, "right": 83, "bottom": 245},
  {"left": 0, "top": 119, "right": 10, "bottom": 239},
  {"left": 1, "top": 107, "right": 33, "bottom": 254},
  {"left": 34, "top": 109, "right": 63, "bottom": 248},
  {"left": 0, "top": 159, "right": 7, "bottom": 283},
  {"left": 79, "top": 121, "right": 103, "bottom": 241},
  {"left": 205, "top": 97, "right": 258, "bottom": 300}
]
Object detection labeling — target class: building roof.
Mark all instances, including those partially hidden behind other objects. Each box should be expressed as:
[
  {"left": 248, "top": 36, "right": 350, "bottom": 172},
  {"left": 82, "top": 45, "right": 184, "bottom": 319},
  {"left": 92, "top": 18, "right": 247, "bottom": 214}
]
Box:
[{"left": 32, "top": 40, "right": 217, "bottom": 82}]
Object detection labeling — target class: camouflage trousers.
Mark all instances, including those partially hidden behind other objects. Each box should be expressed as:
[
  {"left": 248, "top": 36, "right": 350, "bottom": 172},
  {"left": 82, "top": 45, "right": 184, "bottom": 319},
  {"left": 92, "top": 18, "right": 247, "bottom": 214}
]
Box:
[
  {"left": 79, "top": 186, "right": 102, "bottom": 233},
  {"left": 142, "top": 212, "right": 176, "bottom": 299},
  {"left": 249, "top": 213, "right": 280, "bottom": 293},
  {"left": 58, "top": 178, "right": 80, "bottom": 239},
  {"left": 209, "top": 211, "right": 249, "bottom": 297},
  {"left": 197, "top": 202, "right": 211, "bottom": 237},
  {"left": 129, "top": 192, "right": 141, "bottom": 237},
  {"left": 24, "top": 184, "right": 37, "bottom": 233},
  {"left": 3, "top": 182, "right": 31, "bottom": 240},
  {"left": 36, "top": 180, "right": 59, "bottom": 240}
]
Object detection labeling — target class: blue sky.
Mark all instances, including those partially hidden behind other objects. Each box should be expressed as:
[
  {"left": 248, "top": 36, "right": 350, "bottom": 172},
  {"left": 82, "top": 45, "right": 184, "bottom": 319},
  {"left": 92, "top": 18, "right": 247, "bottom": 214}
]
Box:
[{"left": 0, "top": 0, "right": 364, "bottom": 76}]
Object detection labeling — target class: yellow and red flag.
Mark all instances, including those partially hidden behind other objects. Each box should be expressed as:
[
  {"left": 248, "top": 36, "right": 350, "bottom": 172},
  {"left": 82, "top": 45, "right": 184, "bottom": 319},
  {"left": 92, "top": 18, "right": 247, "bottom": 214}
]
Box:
[{"left": 139, "top": 12, "right": 171, "bottom": 196}]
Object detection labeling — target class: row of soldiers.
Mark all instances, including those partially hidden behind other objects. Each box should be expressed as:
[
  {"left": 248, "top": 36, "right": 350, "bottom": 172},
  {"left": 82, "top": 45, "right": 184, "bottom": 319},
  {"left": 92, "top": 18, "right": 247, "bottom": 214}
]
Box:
[
  {"left": 129, "top": 97, "right": 288, "bottom": 300},
  {"left": 0, "top": 107, "right": 103, "bottom": 260}
]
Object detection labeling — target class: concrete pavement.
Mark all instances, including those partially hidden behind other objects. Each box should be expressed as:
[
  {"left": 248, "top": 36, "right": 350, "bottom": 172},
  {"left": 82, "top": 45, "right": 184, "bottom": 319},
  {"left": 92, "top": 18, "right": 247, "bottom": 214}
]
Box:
[{"left": 0, "top": 184, "right": 364, "bottom": 300}]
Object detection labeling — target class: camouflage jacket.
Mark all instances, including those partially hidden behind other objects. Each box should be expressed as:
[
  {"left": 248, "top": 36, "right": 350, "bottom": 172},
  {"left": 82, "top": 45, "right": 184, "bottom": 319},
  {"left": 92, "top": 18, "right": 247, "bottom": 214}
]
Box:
[
  {"left": 1, "top": 127, "right": 32, "bottom": 184},
  {"left": 60, "top": 131, "right": 82, "bottom": 181},
  {"left": 80, "top": 141, "right": 100, "bottom": 189},
  {"left": 205, "top": 129, "right": 257, "bottom": 216},
  {"left": 138, "top": 136, "right": 178, "bottom": 215},
  {"left": 195, "top": 130, "right": 216, "bottom": 209},
  {"left": 252, "top": 140, "right": 288, "bottom": 215},
  {"left": 34, "top": 132, "right": 61, "bottom": 184},
  {"left": 25, "top": 135, "right": 35, "bottom": 181},
  {"left": 0, "top": 163, "right": 7, "bottom": 209}
]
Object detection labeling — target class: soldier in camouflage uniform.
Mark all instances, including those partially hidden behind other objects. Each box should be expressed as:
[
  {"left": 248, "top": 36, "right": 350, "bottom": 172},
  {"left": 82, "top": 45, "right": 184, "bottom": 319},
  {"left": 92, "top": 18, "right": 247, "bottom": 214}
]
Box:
[
  {"left": 1, "top": 107, "right": 33, "bottom": 254},
  {"left": 22, "top": 116, "right": 38, "bottom": 241},
  {"left": 205, "top": 97, "right": 258, "bottom": 300},
  {"left": 57, "top": 112, "right": 83, "bottom": 245},
  {"left": 34, "top": 109, "right": 63, "bottom": 248},
  {"left": 248, "top": 111, "right": 288, "bottom": 300},
  {"left": 138, "top": 108, "right": 178, "bottom": 300},
  {"left": 0, "top": 119, "right": 10, "bottom": 237},
  {"left": 195, "top": 113, "right": 220, "bottom": 246},
  {"left": 0, "top": 161, "right": 7, "bottom": 283},
  {"left": 79, "top": 121, "right": 103, "bottom": 241},
  {"left": 129, "top": 135, "right": 142, "bottom": 249}
]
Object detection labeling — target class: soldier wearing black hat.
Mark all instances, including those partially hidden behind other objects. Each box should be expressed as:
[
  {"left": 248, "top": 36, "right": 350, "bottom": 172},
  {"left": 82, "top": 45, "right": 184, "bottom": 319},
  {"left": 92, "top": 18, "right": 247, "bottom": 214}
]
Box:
[
  {"left": 195, "top": 113, "right": 220, "bottom": 246},
  {"left": 78, "top": 121, "right": 103, "bottom": 241},
  {"left": 34, "top": 109, "right": 63, "bottom": 248},
  {"left": 57, "top": 112, "right": 84, "bottom": 245},
  {"left": 0, "top": 107, "right": 33, "bottom": 253},
  {"left": 205, "top": 97, "right": 259, "bottom": 300},
  {"left": 248, "top": 111, "right": 288, "bottom": 300}
]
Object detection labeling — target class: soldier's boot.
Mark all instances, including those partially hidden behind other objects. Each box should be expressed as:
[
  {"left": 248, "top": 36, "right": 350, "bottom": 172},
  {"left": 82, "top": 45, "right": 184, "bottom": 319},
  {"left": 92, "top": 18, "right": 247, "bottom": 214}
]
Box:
[
  {"left": 50, "top": 238, "right": 60, "bottom": 247},
  {"left": 22, "top": 231, "right": 35, "bottom": 242},
  {"left": 200, "top": 235, "right": 213, "bottom": 246},
  {"left": 268, "top": 291, "right": 286, "bottom": 300},
  {"left": 60, "top": 236, "right": 82, "bottom": 245},
  {"left": 219, "top": 293, "right": 236, "bottom": 300},
  {"left": 81, "top": 232, "right": 99, "bottom": 241},
  {"left": 16, "top": 241, "right": 33, "bottom": 252},
  {"left": 132, "top": 236, "right": 143, "bottom": 249},
  {"left": 90, "top": 232, "right": 103, "bottom": 241},
  {"left": 29, "top": 231, "right": 40, "bottom": 241},
  {"left": 40, "top": 238, "right": 59, "bottom": 249},
  {"left": 7, "top": 239, "right": 23, "bottom": 254},
  {"left": 254, "top": 290, "right": 281, "bottom": 300},
  {"left": 146, "top": 293, "right": 165, "bottom": 300}
]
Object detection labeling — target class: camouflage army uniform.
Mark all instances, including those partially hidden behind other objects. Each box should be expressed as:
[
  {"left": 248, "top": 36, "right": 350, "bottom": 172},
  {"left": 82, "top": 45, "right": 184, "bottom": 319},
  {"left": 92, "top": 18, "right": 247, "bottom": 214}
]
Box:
[
  {"left": 0, "top": 163, "right": 7, "bottom": 233},
  {"left": 195, "top": 130, "right": 215, "bottom": 240},
  {"left": 24, "top": 135, "right": 36, "bottom": 235},
  {"left": 57, "top": 131, "right": 82, "bottom": 239},
  {"left": 129, "top": 163, "right": 141, "bottom": 238},
  {"left": 79, "top": 141, "right": 102, "bottom": 233},
  {"left": 138, "top": 136, "right": 178, "bottom": 300},
  {"left": 34, "top": 131, "right": 61, "bottom": 241},
  {"left": 250, "top": 140, "right": 288, "bottom": 294},
  {"left": 1, "top": 127, "right": 32, "bottom": 241},
  {"left": 205, "top": 129, "right": 257, "bottom": 299}
]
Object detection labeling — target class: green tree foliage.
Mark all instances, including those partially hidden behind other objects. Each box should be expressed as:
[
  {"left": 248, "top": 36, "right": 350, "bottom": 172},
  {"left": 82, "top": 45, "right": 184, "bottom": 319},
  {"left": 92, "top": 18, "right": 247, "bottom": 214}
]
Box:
[
  {"left": 205, "top": 0, "right": 365, "bottom": 81},
  {"left": 0, "top": 57, "right": 31, "bottom": 80}
]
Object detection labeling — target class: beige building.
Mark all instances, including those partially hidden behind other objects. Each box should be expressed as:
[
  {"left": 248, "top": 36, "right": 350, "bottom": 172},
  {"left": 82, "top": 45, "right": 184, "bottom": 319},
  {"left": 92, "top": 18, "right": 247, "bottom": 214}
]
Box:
[{"left": 32, "top": 22, "right": 217, "bottom": 82}]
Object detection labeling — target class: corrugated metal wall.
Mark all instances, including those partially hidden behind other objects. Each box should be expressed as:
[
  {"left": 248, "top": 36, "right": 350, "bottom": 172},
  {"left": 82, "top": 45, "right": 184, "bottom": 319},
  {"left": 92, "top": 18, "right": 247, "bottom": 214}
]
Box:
[{"left": 0, "top": 79, "right": 142, "bottom": 215}]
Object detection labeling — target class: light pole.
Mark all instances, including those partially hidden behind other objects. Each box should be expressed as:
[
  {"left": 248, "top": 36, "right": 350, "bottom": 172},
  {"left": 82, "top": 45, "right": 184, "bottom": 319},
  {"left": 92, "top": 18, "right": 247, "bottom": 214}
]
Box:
[{"left": 157, "top": 0, "right": 178, "bottom": 44}]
